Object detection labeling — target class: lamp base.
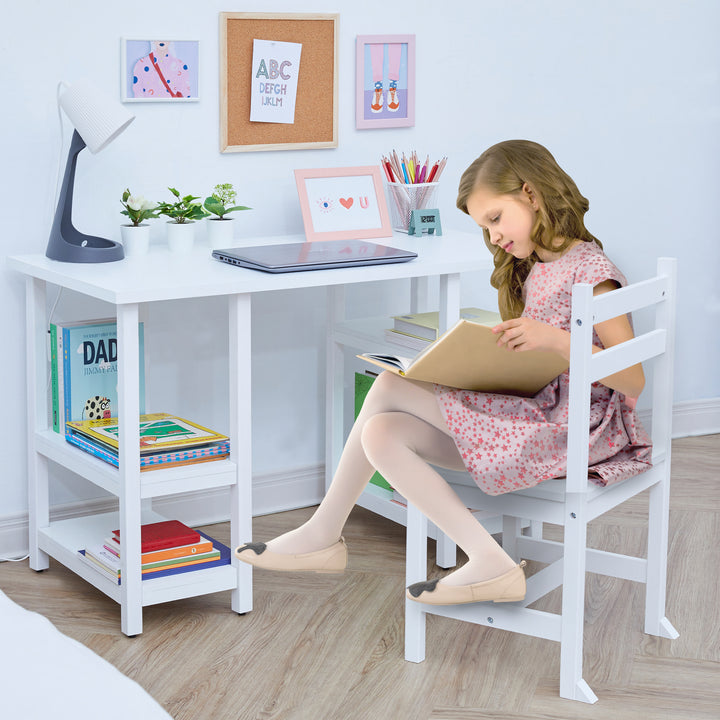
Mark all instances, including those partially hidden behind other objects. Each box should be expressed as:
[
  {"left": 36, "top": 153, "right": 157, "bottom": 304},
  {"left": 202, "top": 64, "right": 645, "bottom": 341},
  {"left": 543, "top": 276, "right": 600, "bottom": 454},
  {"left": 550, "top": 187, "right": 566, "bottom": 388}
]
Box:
[
  {"left": 46, "top": 229, "right": 125, "bottom": 263},
  {"left": 46, "top": 129, "right": 125, "bottom": 263}
]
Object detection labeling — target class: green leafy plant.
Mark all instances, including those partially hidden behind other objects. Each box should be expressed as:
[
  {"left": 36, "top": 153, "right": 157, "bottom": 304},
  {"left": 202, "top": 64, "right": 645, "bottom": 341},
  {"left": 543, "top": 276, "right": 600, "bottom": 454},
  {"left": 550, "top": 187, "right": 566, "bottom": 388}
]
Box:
[
  {"left": 120, "top": 189, "right": 159, "bottom": 226},
  {"left": 203, "top": 183, "right": 251, "bottom": 219},
  {"left": 156, "top": 187, "right": 210, "bottom": 224}
]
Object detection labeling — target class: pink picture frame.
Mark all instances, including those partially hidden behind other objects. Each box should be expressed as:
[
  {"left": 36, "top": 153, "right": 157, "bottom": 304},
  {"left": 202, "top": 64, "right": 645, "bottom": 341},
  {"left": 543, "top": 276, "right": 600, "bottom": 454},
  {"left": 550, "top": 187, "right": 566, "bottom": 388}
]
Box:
[
  {"left": 294, "top": 166, "right": 392, "bottom": 241},
  {"left": 355, "top": 34, "right": 415, "bottom": 129}
]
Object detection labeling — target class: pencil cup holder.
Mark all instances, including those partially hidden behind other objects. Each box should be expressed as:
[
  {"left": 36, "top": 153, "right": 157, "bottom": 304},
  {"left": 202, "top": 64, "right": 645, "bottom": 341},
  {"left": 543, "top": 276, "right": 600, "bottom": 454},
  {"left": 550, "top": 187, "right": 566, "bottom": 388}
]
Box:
[{"left": 386, "top": 182, "right": 439, "bottom": 233}]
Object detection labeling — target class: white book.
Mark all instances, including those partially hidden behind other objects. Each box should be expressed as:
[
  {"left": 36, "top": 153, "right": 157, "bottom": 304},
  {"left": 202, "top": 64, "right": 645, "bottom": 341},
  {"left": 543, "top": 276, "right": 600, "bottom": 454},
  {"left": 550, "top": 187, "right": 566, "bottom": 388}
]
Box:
[{"left": 383, "top": 328, "right": 432, "bottom": 352}]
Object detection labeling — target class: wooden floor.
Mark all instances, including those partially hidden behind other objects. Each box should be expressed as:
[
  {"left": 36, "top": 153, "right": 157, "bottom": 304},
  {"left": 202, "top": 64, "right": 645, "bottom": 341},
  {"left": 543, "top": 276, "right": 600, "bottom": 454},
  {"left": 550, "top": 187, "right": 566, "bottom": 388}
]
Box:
[{"left": 1, "top": 434, "right": 719, "bottom": 720}]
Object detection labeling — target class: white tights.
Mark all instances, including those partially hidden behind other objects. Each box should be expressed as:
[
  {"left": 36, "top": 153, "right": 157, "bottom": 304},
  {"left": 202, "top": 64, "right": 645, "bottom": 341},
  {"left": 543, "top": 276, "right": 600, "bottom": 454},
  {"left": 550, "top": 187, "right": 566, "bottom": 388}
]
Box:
[{"left": 267, "top": 372, "right": 516, "bottom": 585}]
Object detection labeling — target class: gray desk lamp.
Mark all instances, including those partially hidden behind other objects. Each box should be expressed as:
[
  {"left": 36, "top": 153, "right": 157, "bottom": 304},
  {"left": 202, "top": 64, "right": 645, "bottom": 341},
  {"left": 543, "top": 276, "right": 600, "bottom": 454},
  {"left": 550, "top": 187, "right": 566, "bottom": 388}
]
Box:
[{"left": 46, "top": 80, "right": 135, "bottom": 262}]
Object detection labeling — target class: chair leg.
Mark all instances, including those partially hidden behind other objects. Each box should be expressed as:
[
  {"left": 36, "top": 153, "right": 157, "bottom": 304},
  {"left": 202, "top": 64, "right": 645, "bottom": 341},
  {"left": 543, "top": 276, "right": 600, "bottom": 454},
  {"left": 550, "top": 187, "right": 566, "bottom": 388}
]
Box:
[
  {"left": 502, "top": 515, "right": 522, "bottom": 561},
  {"left": 405, "top": 502, "right": 428, "bottom": 662},
  {"left": 644, "top": 478, "right": 679, "bottom": 639},
  {"left": 436, "top": 531, "right": 457, "bottom": 569},
  {"left": 527, "top": 520, "right": 544, "bottom": 538},
  {"left": 559, "top": 496, "right": 598, "bottom": 704}
]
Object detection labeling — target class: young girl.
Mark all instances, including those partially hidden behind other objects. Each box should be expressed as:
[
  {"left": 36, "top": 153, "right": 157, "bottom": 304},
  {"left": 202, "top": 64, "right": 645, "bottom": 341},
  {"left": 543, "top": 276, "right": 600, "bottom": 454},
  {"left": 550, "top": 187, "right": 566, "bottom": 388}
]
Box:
[{"left": 236, "top": 140, "right": 652, "bottom": 605}]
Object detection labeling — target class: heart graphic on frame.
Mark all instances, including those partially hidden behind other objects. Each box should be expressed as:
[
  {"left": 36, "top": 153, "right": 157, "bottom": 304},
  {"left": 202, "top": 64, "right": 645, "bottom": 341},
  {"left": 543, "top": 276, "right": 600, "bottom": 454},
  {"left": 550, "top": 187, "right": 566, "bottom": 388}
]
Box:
[{"left": 339, "top": 197, "right": 354, "bottom": 209}]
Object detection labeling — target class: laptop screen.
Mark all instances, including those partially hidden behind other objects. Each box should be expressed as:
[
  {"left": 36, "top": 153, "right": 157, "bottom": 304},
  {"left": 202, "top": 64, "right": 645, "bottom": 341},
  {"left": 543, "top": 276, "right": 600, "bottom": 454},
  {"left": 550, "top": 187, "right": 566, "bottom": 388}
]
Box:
[{"left": 212, "top": 239, "right": 417, "bottom": 273}]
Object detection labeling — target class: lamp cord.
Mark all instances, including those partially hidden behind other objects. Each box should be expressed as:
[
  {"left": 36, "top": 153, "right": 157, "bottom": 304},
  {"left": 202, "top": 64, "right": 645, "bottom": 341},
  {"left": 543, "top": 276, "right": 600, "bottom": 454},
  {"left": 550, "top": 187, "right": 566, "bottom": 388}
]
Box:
[{"left": 47, "top": 82, "right": 65, "bottom": 388}]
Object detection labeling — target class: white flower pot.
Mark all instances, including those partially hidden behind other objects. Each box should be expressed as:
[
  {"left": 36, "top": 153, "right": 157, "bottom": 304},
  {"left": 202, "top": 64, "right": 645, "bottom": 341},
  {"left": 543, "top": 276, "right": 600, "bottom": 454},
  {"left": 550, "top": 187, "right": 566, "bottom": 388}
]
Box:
[
  {"left": 166, "top": 221, "right": 195, "bottom": 253},
  {"left": 120, "top": 223, "right": 150, "bottom": 257},
  {"left": 206, "top": 217, "right": 235, "bottom": 249}
]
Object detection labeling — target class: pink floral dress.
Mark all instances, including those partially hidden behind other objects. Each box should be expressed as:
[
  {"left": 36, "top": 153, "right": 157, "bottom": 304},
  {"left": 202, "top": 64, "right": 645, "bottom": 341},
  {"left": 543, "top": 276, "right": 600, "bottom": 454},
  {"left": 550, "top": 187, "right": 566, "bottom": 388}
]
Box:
[{"left": 435, "top": 241, "right": 652, "bottom": 496}]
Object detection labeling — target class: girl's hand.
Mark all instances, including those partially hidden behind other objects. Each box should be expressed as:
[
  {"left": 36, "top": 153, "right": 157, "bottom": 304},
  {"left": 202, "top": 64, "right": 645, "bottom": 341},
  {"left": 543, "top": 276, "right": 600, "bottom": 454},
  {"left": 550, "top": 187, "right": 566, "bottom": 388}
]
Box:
[{"left": 492, "top": 317, "right": 570, "bottom": 358}]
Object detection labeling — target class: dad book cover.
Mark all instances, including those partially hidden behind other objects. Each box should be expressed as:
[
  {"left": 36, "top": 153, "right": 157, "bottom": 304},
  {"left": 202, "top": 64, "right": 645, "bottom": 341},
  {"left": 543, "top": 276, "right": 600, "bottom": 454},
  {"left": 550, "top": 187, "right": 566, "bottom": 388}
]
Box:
[{"left": 51, "top": 319, "right": 146, "bottom": 433}]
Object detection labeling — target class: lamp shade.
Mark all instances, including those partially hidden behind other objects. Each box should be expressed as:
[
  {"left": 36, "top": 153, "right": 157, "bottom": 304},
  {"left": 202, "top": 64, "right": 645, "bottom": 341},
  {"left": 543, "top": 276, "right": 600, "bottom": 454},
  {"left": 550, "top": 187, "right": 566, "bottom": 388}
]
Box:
[
  {"left": 58, "top": 80, "right": 135, "bottom": 154},
  {"left": 46, "top": 80, "right": 135, "bottom": 262}
]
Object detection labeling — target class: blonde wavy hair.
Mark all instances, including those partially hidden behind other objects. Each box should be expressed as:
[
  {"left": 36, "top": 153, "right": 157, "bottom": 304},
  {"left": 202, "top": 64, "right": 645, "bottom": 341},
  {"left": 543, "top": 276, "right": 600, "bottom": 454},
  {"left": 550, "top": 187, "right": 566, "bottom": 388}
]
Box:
[{"left": 457, "top": 140, "right": 600, "bottom": 320}]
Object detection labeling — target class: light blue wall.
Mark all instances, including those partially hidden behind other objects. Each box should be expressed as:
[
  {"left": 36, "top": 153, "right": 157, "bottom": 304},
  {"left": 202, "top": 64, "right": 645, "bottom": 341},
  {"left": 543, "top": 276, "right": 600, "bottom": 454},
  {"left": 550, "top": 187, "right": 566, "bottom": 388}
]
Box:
[{"left": 1, "top": 0, "right": 718, "bottom": 517}]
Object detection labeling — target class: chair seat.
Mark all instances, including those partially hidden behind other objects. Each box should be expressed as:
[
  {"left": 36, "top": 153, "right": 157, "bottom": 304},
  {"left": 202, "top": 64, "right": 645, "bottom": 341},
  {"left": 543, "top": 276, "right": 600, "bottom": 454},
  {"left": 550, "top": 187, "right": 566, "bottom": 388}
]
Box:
[{"left": 446, "top": 470, "right": 607, "bottom": 502}]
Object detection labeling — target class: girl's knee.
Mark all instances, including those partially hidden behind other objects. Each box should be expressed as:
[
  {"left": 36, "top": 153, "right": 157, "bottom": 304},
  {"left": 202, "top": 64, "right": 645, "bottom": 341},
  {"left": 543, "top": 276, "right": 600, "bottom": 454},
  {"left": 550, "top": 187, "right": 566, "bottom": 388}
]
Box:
[
  {"left": 360, "top": 412, "right": 400, "bottom": 465},
  {"left": 360, "top": 411, "right": 392, "bottom": 449},
  {"left": 364, "top": 371, "right": 399, "bottom": 403}
]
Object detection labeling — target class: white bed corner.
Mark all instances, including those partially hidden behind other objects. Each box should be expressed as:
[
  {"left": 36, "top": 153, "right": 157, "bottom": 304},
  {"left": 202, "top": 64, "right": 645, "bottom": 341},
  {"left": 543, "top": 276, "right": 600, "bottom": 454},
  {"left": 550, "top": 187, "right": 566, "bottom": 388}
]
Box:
[{"left": 0, "top": 588, "right": 172, "bottom": 720}]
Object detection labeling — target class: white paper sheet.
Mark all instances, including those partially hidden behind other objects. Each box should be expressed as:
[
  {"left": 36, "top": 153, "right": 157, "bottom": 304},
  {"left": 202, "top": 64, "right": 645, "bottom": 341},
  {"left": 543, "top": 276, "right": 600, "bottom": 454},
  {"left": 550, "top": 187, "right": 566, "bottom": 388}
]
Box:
[{"left": 250, "top": 39, "right": 302, "bottom": 124}]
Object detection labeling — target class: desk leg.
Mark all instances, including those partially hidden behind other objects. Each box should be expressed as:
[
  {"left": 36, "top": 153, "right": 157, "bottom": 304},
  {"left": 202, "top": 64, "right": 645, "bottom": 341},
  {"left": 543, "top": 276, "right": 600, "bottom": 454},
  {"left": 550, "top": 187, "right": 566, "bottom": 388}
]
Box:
[
  {"left": 325, "top": 285, "right": 346, "bottom": 491},
  {"left": 117, "top": 303, "right": 143, "bottom": 636},
  {"left": 410, "top": 277, "right": 431, "bottom": 314},
  {"left": 229, "top": 293, "right": 253, "bottom": 614},
  {"left": 436, "top": 273, "right": 461, "bottom": 569},
  {"left": 26, "top": 278, "right": 49, "bottom": 571}
]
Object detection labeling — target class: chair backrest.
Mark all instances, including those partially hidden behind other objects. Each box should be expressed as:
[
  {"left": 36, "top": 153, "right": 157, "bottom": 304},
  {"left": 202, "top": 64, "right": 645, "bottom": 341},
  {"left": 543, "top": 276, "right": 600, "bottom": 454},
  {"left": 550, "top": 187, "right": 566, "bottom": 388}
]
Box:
[{"left": 566, "top": 257, "right": 677, "bottom": 493}]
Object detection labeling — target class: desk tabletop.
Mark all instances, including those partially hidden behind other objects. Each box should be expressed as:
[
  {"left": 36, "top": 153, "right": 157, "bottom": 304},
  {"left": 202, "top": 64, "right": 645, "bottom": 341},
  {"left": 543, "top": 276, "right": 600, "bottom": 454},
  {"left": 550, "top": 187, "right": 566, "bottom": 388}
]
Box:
[{"left": 8, "top": 231, "right": 491, "bottom": 305}]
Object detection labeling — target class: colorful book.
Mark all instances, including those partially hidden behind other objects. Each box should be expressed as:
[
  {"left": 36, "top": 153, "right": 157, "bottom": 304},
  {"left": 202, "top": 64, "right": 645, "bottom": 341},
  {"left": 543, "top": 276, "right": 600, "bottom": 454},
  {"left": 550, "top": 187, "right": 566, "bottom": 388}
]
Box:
[
  {"left": 50, "top": 319, "right": 146, "bottom": 434},
  {"left": 78, "top": 531, "right": 230, "bottom": 585},
  {"left": 66, "top": 413, "right": 228, "bottom": 454},
  {"left": 141, "top": 550, "right": 221, "bottom": 572},
  {"left": 65, "top": 429, "right": 230, "bottom": 471},
  {"left": 104, "top": 535, "right": 216, "bottom": 564},
  {"left": 392, "top": 307, "right": 502, "bottom": 342},
  {"left": 113, "top": 519, "right": 201, "bottom": 553},
  {"left": 142, "top": 531, "right": 230, "bottom": 581}
]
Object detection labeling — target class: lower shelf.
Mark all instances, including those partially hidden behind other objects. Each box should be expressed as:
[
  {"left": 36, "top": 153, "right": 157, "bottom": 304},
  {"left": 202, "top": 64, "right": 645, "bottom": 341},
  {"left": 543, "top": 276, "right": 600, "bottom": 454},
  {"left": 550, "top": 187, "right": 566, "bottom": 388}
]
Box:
[{"left": 38, "top": 510, "right": 238, "bottom": 607}]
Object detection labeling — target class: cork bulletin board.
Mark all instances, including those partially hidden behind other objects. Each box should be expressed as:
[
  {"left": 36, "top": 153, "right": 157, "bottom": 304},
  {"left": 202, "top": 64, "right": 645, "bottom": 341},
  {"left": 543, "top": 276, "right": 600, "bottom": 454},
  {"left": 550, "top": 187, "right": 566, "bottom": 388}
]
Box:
[{"left": 220, "top": 12, "right": 338, "bottom": 152}]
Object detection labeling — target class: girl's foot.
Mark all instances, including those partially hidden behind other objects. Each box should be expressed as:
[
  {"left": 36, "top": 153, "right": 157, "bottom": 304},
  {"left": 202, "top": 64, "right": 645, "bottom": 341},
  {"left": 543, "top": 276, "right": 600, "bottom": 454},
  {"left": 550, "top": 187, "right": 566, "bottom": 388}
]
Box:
[
  {"left": 437, "top": 553, "right": 516, "bottom": 587},
  {"left": 407, "top": 562, "right": 526, "bottom": 605},
  {"left": 235, "top": 537, "right": 347, "bottom": 573}
]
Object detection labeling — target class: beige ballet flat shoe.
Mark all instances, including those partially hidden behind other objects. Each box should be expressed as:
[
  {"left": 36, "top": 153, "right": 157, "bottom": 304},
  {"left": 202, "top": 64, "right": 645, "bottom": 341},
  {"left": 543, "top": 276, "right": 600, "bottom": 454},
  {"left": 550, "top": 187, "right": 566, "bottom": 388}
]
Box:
[
  {"left": 407, "top": 561, "right": 526, "bottom": 605},
  {"left": 234, "top": 538, "right": 347, "bottom": 573}
]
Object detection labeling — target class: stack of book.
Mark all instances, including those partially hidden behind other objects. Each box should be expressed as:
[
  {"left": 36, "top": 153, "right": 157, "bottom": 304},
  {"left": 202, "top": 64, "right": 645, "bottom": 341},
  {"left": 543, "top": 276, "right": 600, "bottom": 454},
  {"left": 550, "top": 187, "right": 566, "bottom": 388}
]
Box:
[
  {"left": 78, "top": 519, "right": 230, "bottom": 585},
  {"left": 65, "top": 412, "right": 230, "bottom": 471},
  {"left": 385, "top": 307, "right": 502, "bottom": 351}
]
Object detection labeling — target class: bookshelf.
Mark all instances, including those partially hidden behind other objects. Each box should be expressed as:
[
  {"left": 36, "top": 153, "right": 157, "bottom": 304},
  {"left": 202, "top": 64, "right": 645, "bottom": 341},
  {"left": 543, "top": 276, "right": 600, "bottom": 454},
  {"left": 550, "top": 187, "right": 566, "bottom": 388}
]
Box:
[{"left": 10, "top": 230, "right": 492, "bottom": 635}]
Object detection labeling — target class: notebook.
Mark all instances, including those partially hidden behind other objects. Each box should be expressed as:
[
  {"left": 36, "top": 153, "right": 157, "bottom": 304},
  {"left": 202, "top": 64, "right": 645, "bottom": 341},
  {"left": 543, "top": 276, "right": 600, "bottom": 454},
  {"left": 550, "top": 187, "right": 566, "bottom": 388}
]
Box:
[{"left": 211, "top": 239, "right": 417, "bottom": 273}]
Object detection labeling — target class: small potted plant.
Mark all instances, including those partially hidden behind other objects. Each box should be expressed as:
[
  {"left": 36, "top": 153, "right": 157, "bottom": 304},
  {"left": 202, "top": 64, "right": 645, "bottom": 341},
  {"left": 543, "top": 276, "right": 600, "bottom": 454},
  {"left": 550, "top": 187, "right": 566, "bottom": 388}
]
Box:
[
  {"left": 120, "top": 189, "right": 158, "bottom": 257},
  {"left": 203, "top": 183, "right": 251, "bottom": 248},
  {"left": 156, "top": 187, "right": 209, "bottom": 253}
]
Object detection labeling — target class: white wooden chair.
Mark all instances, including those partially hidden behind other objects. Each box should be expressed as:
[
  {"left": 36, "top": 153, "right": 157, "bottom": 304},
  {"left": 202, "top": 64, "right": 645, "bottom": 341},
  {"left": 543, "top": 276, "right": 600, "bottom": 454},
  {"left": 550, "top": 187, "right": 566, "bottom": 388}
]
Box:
[{"left": 404, "top": 257, "right": 678, "bottom": 704}]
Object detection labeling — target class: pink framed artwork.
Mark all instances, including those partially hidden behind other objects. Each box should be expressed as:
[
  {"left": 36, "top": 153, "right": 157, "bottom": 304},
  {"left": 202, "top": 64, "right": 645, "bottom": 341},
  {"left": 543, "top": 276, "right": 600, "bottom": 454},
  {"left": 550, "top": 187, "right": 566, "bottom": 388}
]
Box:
[
  {"left": 294, "top": 166, "right": 392, "bottom": 241},
  {"left": 121, "top": 39, "right": 200, "bottom": 102},
  {"left": 355, "top": 34, "right": 415, "bottom": 129}
]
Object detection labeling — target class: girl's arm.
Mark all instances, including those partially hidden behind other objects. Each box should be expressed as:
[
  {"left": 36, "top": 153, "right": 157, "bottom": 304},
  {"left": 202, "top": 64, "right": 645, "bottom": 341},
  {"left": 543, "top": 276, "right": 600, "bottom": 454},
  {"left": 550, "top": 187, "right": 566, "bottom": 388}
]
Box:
[{"left": 492, "top": 280, "right": 645, "bottom": 399}]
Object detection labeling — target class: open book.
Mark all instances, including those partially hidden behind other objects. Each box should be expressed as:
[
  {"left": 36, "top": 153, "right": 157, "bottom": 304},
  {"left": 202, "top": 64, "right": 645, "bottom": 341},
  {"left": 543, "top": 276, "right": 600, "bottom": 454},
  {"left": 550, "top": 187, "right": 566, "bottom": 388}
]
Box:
[{"left": 359, "top": 319, "right": 569, "bottom": 396}]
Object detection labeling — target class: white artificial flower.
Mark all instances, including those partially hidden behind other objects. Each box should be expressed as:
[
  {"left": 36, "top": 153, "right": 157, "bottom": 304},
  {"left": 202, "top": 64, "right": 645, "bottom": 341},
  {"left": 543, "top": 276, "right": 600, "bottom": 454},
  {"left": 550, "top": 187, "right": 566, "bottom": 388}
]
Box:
[
  {"left": 127, "top": 195, "right": 145, "bottom": 212},
  {"left": 140, "top": 198, "right": 157, "bottom": 211}
]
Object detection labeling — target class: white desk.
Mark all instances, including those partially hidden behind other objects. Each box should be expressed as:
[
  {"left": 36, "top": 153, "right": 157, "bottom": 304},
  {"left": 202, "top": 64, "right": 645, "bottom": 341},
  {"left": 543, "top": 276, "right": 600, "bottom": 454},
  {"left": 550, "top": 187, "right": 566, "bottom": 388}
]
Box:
[{"left": 9, "top": 230, "right": 491, "bottom": 635}]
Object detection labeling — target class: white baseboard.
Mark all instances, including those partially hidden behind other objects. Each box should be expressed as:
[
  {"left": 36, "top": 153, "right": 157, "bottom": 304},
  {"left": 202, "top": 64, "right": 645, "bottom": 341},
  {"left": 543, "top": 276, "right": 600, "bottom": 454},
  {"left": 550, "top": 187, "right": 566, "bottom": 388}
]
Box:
[
  {"left": 668, "top": 398, "right": 720, "bottom": 438},
  {"left": 635, "top": 397, "right": 720, "bottom": 439},
  {"left": 2, "top": 399, "right": 718, "bottom": 560}
]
